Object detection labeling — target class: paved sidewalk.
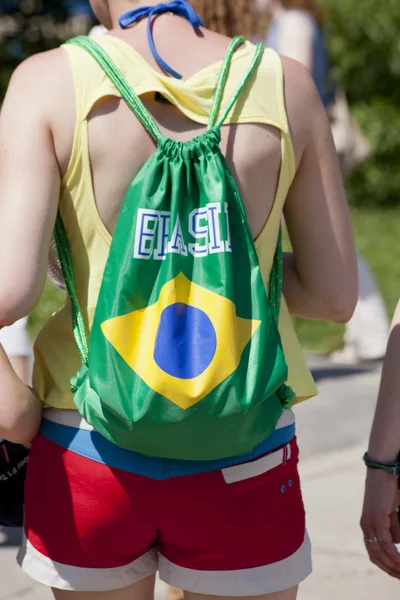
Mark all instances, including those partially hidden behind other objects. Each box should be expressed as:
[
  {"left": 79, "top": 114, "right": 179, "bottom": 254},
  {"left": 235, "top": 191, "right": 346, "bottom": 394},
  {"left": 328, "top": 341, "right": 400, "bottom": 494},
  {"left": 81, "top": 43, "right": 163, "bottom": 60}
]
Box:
[{"left": 0, "top": 530, "right": 50, "bottom": 599}]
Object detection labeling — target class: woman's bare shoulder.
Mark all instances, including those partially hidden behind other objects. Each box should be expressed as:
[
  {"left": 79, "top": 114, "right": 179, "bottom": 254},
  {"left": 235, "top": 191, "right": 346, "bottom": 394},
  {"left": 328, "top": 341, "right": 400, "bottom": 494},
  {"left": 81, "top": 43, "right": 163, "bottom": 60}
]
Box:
[
  {"left": 281, "top": 55, "right": 321, "bottom": 108},
  {"left": 3, "top": 48, "right": 73, "bottom": 123},
  {"left": 279, "top": 56, "right": 324, "bottom": 159}
]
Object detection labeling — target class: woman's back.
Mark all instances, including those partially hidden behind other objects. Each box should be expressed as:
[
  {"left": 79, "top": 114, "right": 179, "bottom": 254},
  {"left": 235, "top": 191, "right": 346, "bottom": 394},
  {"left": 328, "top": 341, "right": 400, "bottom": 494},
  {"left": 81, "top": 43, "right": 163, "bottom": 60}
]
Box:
[{"left": 55, "top": 17, "right": 282, "bottom": 240}]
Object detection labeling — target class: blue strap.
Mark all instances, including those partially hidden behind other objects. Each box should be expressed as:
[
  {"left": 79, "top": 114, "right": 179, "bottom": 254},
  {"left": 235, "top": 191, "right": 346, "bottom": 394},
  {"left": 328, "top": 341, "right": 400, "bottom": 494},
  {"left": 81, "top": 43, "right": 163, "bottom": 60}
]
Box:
[{"left": 118, "top": 1, "right": 204, "bottom": 80}]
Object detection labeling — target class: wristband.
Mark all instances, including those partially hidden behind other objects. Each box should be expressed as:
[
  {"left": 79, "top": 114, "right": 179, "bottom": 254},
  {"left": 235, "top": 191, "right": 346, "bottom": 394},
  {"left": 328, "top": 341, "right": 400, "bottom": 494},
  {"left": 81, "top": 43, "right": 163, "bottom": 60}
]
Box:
[{"left": 363, "top": 452, "right": 400, "bottom": 477}]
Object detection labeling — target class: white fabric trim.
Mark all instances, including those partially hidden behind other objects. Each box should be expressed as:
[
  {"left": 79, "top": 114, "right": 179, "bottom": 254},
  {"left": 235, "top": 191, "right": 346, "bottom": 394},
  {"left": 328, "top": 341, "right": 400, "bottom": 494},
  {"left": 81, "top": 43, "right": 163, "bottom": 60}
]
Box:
[
  {"left": 43, "top": 408, "right": 94, "bottom": 431},
  {"left": 222, "top": 442, "right": 291, "bottom": 484},
  {"left": 17, "top": 536, "right": 158, "bottom": 592},
  {"left": 159, "top": 533, "right": 312, "bottom": 596},
  {"left": 287, "top": 441, "right": 292, "bottom": 460},
  {"left": 276, "top": 408, "right": 295, "bottom": 429}
]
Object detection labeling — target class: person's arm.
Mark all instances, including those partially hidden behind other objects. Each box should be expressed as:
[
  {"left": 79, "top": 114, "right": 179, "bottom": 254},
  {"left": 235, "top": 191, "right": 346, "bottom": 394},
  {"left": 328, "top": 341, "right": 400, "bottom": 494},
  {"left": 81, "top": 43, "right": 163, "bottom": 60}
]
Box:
[
  {"left": 0, "top": 53, "right": 61, "bottom": 326},
  {"left": 281, "top": 58, "right": 358, "bottom": 323},
  {"left": 0, "top": 342, "right": 42, "bottom": 444},
  {"left": 367, "top": 300, "right": 400, "bottom": 461},
  {"left": 277, "top": 11, "right": 314, "bottom": 71},
  {"left": 360, "top": 301, "right": 400, "bottom": 579},
  {"left": 0, "top": 52, "right": 65, "bottom": 439}
]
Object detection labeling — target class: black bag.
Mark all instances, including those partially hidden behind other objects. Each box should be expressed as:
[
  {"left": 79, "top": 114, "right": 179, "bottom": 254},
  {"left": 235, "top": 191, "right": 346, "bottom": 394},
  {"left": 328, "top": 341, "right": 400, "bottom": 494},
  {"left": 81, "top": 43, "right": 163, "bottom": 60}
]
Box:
[{"left": 0, "top": 439, "right": 28, "bottom": 527}]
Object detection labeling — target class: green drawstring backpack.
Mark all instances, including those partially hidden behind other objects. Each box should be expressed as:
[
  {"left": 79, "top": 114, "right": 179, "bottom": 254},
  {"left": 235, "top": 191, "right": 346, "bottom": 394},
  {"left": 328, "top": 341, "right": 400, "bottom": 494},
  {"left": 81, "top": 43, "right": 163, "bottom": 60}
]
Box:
[{"left": 55, "top": 35, "right": 296, "bottom": 460}]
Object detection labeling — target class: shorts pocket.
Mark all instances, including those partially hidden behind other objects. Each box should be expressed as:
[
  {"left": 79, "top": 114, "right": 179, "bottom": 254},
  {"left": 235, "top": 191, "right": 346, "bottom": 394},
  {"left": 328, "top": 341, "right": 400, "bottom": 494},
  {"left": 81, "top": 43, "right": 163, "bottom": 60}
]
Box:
[{"left": 221, "top": 443, "right": 292, "bottom": 484}]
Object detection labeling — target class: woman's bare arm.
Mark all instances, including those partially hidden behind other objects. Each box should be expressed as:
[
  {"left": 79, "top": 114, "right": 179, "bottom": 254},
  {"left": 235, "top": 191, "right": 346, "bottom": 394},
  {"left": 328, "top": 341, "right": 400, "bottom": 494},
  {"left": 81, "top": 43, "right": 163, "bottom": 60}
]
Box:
[
  {"left": 0, "top": 342, "right": 42, "bottom": 444},
  {"left": 360, "top": 301, "right": 400, "bottom": 578},
  {"left": 281, "top": 58, "right": 358, "bottom": 323},
  {"left": 0, "top": 53, "right": 61, "bottom": 326},
  {"left": 368, "top": 300, "right": 400, "bottom": 462},
  {"left": 0, "top": 53, "right": 66, "bottom": 440}
]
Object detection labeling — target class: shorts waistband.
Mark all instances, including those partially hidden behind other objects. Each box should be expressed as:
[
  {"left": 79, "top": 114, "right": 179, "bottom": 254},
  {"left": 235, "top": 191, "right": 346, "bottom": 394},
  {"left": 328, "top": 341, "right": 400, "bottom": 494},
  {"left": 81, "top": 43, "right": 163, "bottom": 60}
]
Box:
[{"left": 40, "top": 408, "right": 296, "bottom": 480}]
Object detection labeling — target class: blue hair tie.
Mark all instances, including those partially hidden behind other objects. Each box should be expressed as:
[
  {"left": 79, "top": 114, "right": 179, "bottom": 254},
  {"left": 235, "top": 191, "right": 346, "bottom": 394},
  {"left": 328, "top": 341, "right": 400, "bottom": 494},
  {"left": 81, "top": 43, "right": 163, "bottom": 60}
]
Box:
[{"left": 118, "top": 1, "right": 205, "bottom": 79}]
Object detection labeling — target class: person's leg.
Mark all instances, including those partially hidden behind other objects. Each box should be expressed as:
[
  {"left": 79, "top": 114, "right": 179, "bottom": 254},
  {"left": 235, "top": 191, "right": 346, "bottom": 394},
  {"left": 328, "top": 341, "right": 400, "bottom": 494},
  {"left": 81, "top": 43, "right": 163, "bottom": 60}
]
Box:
[
  {"left": 171, "top": 583, "right": 299, "bottom": 600},
  {"left": 52, "top": 574, "right": 156, "bottom": 600},
  {"left": 185, "top": 587, "right": 298, "bottom": 600},
  {"left": 168, "top": 586, "right": 185, "bottom": 600}
]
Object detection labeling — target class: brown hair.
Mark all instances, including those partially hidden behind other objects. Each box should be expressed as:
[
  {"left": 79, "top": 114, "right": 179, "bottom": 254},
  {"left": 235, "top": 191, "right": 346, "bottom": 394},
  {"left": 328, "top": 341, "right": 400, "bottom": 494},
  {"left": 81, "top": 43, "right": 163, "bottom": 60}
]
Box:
[
  {"left": 189, "top": 0, "right": 261, "bottom": 40},
  {"left": 280, "top": 0, "right": 325, "bottom": 25}
]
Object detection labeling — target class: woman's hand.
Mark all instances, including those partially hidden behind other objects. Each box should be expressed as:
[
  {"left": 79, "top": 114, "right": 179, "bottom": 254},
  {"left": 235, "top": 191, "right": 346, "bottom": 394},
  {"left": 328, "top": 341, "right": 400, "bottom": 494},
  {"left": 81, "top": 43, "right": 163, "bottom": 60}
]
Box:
[
  {"left": 361, "top": 468, "right": 400, "bottom": 577},
  {"left": 0, "top": 344, "right": 42, "bottom": 445}
]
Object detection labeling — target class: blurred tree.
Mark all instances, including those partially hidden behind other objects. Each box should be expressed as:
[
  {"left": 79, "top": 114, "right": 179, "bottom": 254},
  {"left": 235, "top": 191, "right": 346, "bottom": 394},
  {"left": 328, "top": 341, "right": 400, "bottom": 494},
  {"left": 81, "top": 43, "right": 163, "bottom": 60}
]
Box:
[
  {"left": 322, "top": 0, "right": 400, "bottom": 207},
  {"left": 0, "top": 0, "right": 94, "bottom": 98}
]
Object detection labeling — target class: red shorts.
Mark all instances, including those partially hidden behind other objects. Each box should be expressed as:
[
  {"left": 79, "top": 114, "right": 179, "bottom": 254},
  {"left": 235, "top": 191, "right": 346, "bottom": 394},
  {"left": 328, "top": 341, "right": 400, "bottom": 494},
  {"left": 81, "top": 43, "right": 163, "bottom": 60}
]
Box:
[{"left": 18, "top": 434, "right": 311, "bottom": 594}]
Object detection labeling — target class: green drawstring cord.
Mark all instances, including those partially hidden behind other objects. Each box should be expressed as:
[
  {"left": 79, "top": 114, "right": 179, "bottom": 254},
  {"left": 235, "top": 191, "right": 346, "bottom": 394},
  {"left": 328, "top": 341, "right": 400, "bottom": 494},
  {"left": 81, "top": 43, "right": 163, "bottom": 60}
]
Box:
[
  {"left": 54, "top": 213, "right": 89, "bottom": 368},
  {"left": 277, "top": 384, "right": 297, "bottom": 410}
]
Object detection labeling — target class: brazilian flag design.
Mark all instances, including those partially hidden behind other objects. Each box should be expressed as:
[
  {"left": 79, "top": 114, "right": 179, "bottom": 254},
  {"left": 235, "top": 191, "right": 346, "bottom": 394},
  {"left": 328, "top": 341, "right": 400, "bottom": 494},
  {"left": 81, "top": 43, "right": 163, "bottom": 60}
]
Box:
[
  {"left": 101, "top": 273, "right": 261, "bottom": 410},
  {"left": 59, "top": 35, "right": 295, "bottom": 461}
]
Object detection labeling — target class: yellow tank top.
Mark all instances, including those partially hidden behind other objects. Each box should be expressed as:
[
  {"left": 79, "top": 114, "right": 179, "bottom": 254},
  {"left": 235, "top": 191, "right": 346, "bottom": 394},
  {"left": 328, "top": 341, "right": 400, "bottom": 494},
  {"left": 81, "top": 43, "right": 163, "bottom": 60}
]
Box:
[{"left": 33, "top": 35, "right": 317, "bottom": 408}]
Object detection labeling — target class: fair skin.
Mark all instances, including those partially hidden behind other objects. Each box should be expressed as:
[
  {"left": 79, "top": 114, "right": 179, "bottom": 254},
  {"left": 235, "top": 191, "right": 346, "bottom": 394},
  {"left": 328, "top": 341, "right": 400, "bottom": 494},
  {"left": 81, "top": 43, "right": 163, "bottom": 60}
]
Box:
[
  {"left": 165, "top": 589, "right": 299, "bottom": 600},
  {"left": 53, "top": 577, "right": 299, "bottom": 600},
  {"left": 361, "top": 300, "right": 400, "bottom": 579},
  {"left": 9, "top": 356, "right": 30, "bottom": 384},
  {"left": 0, "top": 321, "right": 34, "bottom": 436},
  {"left": 0, "top": 0, "right": 357, "bottom": 597},
  {"left": 0, "top": 342, "right": 40, "bottom": 443}
]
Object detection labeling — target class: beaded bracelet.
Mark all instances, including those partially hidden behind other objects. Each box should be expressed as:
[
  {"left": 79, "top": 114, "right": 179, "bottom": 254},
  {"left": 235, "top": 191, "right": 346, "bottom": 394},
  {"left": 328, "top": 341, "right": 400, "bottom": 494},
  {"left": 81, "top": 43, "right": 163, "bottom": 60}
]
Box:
[{"left": 363, "top": 452, "right": 400, "bottom": 477}]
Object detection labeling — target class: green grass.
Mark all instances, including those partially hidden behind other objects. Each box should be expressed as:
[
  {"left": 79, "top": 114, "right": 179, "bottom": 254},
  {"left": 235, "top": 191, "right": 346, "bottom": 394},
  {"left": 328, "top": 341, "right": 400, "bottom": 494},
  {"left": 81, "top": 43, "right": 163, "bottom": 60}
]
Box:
[{"left": 28, "top": 207, "right": 399, "bottom": 353}]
